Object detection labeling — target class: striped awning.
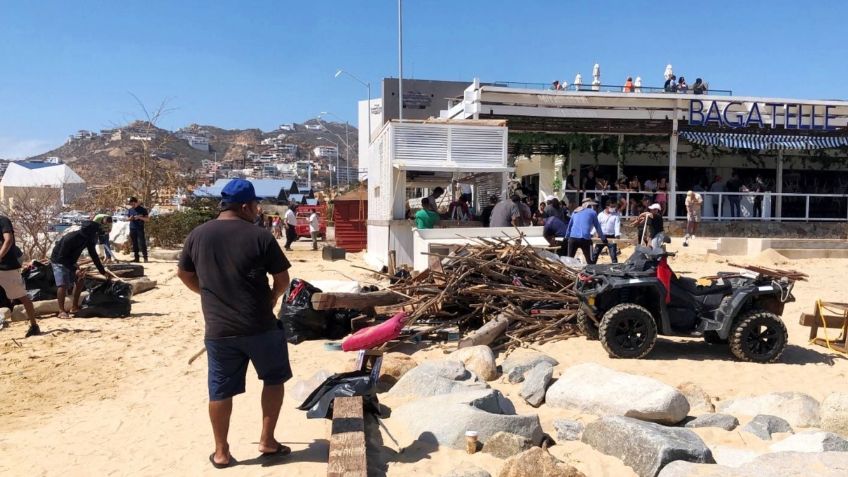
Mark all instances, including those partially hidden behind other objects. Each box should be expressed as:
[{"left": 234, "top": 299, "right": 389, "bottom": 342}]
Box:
[{"left": 680, "top": 131, "right": 848, "bottom": 150}]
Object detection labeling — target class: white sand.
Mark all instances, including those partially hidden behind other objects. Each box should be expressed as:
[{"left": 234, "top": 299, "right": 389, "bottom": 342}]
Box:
[{"left": 1, "top": 238, "right": 846, "bottom": 476}]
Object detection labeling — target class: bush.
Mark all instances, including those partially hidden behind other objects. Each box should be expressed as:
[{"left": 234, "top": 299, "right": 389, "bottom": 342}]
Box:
[{"left": 148, "top": 208, "right": 216, "bottom": 248}]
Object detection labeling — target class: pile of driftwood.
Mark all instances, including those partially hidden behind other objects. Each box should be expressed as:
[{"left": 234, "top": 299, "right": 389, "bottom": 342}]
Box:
[{"left": 381, "top": 237, "right": 580, "bottom": 352}]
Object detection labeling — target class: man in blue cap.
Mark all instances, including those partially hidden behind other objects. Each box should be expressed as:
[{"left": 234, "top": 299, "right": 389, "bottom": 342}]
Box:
[{"left": 177, "top": 178, "right": 293, "bottom": 468}]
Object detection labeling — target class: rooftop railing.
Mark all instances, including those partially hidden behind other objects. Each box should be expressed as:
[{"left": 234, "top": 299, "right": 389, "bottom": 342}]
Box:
[{"left": 490, "top": 81, "right": 733, "bottom": 96}]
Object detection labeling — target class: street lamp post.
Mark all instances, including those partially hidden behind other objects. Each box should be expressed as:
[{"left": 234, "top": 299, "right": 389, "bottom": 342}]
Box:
[{"left": 334, "top": 69, "right": 371, "bottom": 143}]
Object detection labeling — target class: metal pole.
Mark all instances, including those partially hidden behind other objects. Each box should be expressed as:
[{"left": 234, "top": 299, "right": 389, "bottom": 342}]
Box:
[
  {"left": 398, "top": 0, "right": 403, "bottom": 121},
  {"left": 776, "top": 151, "right": 784, "bottom": 221},
  {"left": 668, "top": 104, "right": 679, "bottom": 220},
  {"left": 345, "top": 121, "right": 350, "bottom": 186},
  {"left": 367, "top": 83, "right": 372, "bottom": 143}
]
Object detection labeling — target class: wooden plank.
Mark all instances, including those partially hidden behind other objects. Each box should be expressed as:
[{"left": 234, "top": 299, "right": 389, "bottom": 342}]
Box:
[
  {"left": 312, "top": 291, "right": 405, "bottom": 311},
  {"left": 799, "top": 313, "right": 847, "bottom": 329},
  {"left": 458, "top": 313, "right": 510, "bottom": 348},
  {"left": 327, "top": 396, "right": 367, "bottom": 477}
]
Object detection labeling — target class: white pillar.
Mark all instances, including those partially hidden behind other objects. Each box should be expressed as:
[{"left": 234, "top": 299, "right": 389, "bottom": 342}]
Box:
[
  {"left": 617, "top": 134, "right": 625, "bottom": 180},
  {"left": 776, "top": 151, "right": 784, "bottom": 221},
  {"left": 668, "top": 105, "right": 680, "bottom": 220}
]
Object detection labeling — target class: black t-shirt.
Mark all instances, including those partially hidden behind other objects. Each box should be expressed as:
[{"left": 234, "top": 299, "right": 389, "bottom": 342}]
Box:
[
  {"left": 50, "top": 221, "right": 106, "bottom": 274},
  {"left": 179, "top": 219, "right": 291, "bottom": 339},
  {"left": 0, "top": 216, "right": 21, "bottom": 271},
  {"left": 648, "top": 214, "right": 664, "bottom": 238}
]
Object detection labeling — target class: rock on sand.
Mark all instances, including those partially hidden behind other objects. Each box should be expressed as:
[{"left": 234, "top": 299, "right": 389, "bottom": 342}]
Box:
[
  {"left": 546, "top": 363, "right": 689, "bottom": 425},
  {"left": 719, "top": 392, "right": 820, "bottom": 428},
  {"left": 581, "top": 416, "right": 714, "bottom": 477}
]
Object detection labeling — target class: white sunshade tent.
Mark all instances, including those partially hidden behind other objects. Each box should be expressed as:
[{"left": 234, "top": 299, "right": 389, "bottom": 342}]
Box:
[{"left": 0, "top": 161, "right": 86, "bottom": 206}]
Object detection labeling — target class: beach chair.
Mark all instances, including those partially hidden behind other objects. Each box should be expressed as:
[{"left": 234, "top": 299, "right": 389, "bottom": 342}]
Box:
[{"left": 800, "top": 300, "right": 848, "bottom": 354}]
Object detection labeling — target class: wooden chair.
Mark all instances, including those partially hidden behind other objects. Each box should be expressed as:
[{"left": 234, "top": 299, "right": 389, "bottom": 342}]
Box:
[{"left": 800, "top": 300, "right": 848, "bottom": 354}]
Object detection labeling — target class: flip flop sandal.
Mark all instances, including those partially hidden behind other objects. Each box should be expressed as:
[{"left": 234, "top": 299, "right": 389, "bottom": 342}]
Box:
[
  {"left": 208, "top": 453, "right": 235, "bottom": 469},
  {"left": 261, "top": 443, "right": 292, "bottom": 457}
]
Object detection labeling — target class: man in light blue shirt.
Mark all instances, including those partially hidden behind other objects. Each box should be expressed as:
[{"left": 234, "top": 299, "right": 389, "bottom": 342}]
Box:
[
  {"left": 592, "top": 201, "right": 621, "bottom": 263},
  {"left": 564, "top": 198, "right": 606, "bottom": 263}
]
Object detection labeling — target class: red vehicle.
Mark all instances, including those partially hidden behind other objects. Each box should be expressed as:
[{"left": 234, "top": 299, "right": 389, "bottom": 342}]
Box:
[{"left": 295, "top": 205, "right": 327, "bottom": 240}]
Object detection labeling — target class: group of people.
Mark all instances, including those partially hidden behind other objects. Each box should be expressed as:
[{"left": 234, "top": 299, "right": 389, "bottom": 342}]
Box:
[
  {"left": 565, "top": 167, "right": 674, "bottom": 217},
  {"left": 663, "top": 75, "right": 708, "bottom": 94},
  {"left": 257, "top": 204, "right": 321, "bottom": 252},
  {"left": 0, "top": 198, "right": 148, "bottom": 337}
]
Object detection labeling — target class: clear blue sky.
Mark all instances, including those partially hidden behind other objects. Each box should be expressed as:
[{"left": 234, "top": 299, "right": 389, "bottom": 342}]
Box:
[{"left": 1, "top": 0, "right": 846, "bottom": 158}]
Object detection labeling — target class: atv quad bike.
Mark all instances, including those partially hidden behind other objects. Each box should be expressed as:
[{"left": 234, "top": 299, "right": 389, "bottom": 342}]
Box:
[{"left": 574, "top": 244, "right": 796, "bottom": 363}]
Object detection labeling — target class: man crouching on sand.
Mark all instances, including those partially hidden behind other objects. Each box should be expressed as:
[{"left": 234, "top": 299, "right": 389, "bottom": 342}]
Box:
[{"left": 177, "top": 178, "right": 293, "bottom": 469}]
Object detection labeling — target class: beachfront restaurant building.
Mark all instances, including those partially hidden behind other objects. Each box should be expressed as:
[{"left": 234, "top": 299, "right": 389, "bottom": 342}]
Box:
[
  {"left": 363, "top": 78, "right": 848, "bottom": 270},
  {"left": 441, "top": 80, "right": 848, "bottom": 223}
]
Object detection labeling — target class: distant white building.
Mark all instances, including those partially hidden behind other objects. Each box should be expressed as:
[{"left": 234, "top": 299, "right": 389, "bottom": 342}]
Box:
[
  {"left": 187, "top": 136, "right": 210, "bottom": 152},
  {"left": 279, "top": 124, "right": 294, "bottom": 131},
  {"left": 313, "top": 145, "right": 338, "bottom": 159},
  {"left": 304, "top": 124, "right": 324, "bottom": 131},
  {"left": 0, "top": 161, "right": 86, "bottom": 208}
]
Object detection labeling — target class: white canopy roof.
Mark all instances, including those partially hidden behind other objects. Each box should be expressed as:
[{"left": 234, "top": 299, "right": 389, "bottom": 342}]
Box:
[{"left": 0, "top": 162, "right": 85, "bottom": 187}]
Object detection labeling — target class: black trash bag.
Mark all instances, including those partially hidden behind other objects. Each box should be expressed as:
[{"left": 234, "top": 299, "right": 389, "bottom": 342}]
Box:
[
  {"left": 74, "top": 280, "right": 133, "bottom": 318},
  {"left": 296, "top": 370, "right": 380, "bottom": 419},
  {"left": 277, "top": 279, "right": 327, "bottom": 344},
  {"left": 0, "top": 285, "right": 11, "bottom": 311},
  {"left": 23, "top": 260, "right": 57, "bottom": 302},
  {"left": 326, "top": 308, "right": 358, "bottom": 340}
]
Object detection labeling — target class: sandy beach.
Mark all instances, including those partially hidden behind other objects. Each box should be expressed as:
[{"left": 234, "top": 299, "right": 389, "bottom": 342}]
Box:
[{"left": 2, "top": 237, "right": 847, "bottom": 477}]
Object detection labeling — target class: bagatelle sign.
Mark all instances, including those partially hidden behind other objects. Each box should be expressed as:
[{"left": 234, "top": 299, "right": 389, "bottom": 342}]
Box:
[{"left": 688, "top": 99, "right": 838, "bottom": 130}]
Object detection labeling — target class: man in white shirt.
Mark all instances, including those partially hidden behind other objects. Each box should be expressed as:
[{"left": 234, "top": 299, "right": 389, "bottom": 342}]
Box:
[
  {"left": 308, "top": 210, "right": 320, "bottom": 251},
  {"left": 684, "top": 190, "right": 703, "bottom": 247},
  {"left": 284, "top": 205, "right": 298, "bottom": 251},
  {"left": 592, "top": 202, "right": 621, "bottom": 263}
]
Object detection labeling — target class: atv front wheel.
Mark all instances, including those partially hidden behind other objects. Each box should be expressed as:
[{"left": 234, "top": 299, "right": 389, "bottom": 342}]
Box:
[
  {"left": 704, "top": 331, "right": 728, "bottom": 345},
  {"left": 729, "top": 310, "right": 788, "bottom": 363},
  {"left": 599, "top": 303, "right": 658, "bottom": 359},
  {"left": 577, "top": 309, "right": 599, "bottom": 341}
]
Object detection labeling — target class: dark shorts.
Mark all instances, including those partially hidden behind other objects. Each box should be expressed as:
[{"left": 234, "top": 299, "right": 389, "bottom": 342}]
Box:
[
  {"left": 51, "top": 263, "right": 77, "bottom": 289},
  {"left": 205, "top": 327, "right": 293, "bottom": 401}
]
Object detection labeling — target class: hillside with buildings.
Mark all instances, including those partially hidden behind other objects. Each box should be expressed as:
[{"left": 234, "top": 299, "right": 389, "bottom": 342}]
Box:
[{"left": 26, "top": 119, "right": 359, "bottom": 191}]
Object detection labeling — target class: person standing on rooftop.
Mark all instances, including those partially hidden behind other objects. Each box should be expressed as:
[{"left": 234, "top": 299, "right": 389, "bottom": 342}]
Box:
[{"left": 624, "top": 77, "right": 634, "bottom": 93}]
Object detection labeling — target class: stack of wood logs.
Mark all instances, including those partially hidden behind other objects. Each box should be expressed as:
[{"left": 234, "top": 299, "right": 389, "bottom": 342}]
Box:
[{"left": 384, "top": 236, "right": 581, "bottom": 352}]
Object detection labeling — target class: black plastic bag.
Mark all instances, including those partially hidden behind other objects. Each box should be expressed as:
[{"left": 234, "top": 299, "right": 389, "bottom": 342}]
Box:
[
  {"left": 296, "top": 370, "right": 380, "bottom": 419},
  {"left": 23, "top": 260, "right": 57, "bottom": 302},
  {"left": 277, "top": 279, "right": 326, "bottom": 344},
  {"left": 75, "top": 280, "right": 133, "bottom": 318}
]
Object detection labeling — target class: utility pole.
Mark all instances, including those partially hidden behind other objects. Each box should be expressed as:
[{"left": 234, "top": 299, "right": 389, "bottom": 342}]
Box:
[{"left": 398, "top": 0, "right": 403, "bottom": 121}]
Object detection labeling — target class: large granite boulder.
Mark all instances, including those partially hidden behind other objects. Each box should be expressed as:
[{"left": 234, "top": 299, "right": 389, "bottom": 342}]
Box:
[
  {"left": 770, "top": 431, "right": 848, "bottom": 452},
  {"left": 741, "top": 414, "right": 794, "bottom": 440},
  {"left": 482, "top": 431, "right": 532, "bottom": 459},
  {"left": 546, "top": 363, "right": 689, "bottom": 425},
  {"left": 378, "top": 353, "right": 418, "bottom": 385},
  {"left": 501, "top": 352, "right": 559, "bottom": 384},
  {"left": 449, "top": 345, "right": 498, "bottom": 381},
  {"left": 821, "top": 392, "right": 848, "bottom": 437},
  {"left": 387, "top": 360, "right": 488, "bottom": 398},
  {"left": 498, "top": 447, "right": 585, "bottom": 477},
  {"left": 677, "top": 382, "right": 715, "bottom": 415},
  {"left": 553, "top": 419, "right": 585, "bottom": 441},
  {"left": 519, "top": 363, "right": 554, "bottom": 407},
  {"left": 719, "top": 392, "right": 820, "bottom": 428},
  {"left": 658, "top": 451, "right": 848, "bottom": 477},
  {"left": 393, "top": 389, "right": 543, "bottom": 449},
  {"left": 581, "top": 416, "right": 714, "bottom": 477},
  {"left": 443, "top": 466, "right": 492, "bottom": 477},
  {"left": 684, "top": 413, "right": 740, "bottom": 431}
]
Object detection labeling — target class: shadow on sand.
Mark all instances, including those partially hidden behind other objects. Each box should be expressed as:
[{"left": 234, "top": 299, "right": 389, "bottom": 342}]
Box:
[
  {"left": 236, "top": 439, "right": 331, "bottom": 467},
  {"left": 646, "top": 338, "right": 845, "bottom": 365}
]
